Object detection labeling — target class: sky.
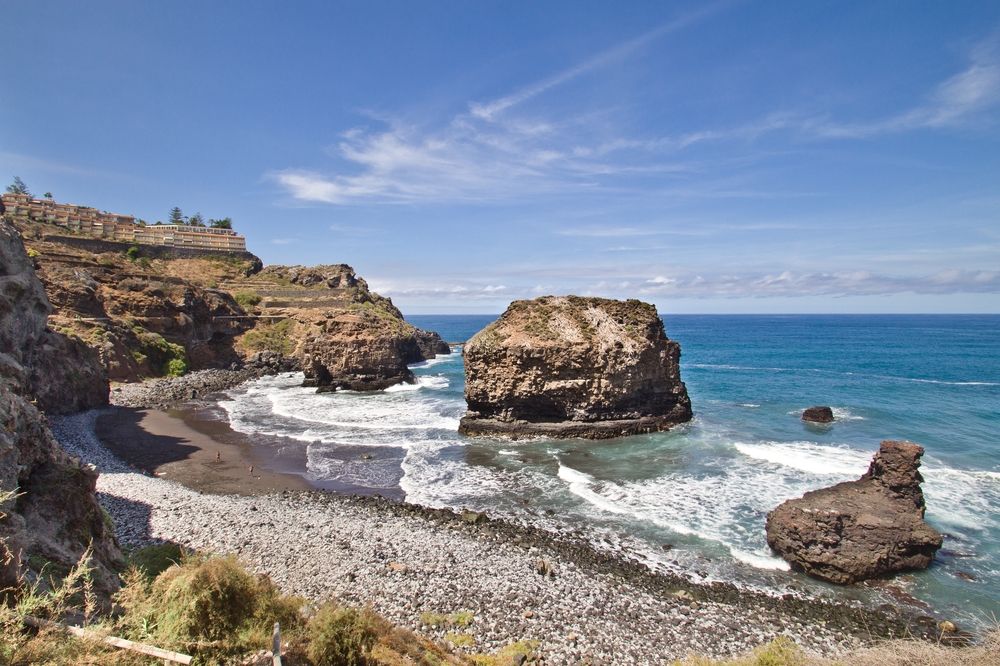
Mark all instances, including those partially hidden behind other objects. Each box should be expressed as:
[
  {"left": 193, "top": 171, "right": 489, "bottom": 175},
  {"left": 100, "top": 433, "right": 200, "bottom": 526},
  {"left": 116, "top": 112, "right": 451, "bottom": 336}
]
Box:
[{"left": 2, "top": 2, "right": 999, "bottom": 314}]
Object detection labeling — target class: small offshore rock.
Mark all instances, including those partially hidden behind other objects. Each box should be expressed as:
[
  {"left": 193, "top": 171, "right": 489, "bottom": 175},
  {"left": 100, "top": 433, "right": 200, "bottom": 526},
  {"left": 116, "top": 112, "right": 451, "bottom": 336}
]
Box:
[
  {"left": 802, "top": 406, "right": 834, "bottom": 423},
  {"left": 461, "top": 509, "right": 488, "bottom": 525}
]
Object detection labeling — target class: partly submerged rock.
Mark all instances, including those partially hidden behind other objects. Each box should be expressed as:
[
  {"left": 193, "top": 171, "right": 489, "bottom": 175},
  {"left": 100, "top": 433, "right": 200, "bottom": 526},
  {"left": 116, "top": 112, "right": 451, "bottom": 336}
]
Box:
[
  {"left": 766, "top": 440, "right": 942, "bottom": 584},
  {"left": 459, "top": 296, "right": 692, "bottom": 439},
  {"left": 802, "top": 406, "right": 834, "bottom": 423}
]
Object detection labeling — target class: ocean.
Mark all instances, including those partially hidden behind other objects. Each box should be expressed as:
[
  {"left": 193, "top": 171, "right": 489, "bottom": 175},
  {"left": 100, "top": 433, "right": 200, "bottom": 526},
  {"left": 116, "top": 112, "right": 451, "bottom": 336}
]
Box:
[{"left": 213, "top": 314, "right": 1000, "bottom": 625}]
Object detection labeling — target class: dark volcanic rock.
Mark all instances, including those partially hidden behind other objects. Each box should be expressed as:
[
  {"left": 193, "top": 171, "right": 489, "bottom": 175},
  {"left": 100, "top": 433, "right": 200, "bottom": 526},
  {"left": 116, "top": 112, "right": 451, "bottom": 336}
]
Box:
[
  {"left": 415, "top": 328, "right": 451, "bottom": 358},
  {"left": 459, "top": 296, "right": 692, "bottom": 439},
  {"left": 766, "top": 440, "right": 943, "bottom": 584},
  {"left": 802, "top": 406, "right": 834, "bottom": 423}
]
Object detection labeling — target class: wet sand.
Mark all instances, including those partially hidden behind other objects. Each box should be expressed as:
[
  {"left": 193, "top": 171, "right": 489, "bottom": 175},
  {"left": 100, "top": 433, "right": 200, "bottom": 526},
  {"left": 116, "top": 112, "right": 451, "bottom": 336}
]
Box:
[{"left": 95, "top": 407, "right": 313, "bottom": 496}]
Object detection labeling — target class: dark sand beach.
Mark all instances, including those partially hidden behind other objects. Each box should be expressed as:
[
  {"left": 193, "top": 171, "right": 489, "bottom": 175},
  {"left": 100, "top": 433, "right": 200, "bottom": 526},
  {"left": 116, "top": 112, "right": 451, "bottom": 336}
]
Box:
[{"left": 95, "top": 407, "right": 313, "bottom": 495}]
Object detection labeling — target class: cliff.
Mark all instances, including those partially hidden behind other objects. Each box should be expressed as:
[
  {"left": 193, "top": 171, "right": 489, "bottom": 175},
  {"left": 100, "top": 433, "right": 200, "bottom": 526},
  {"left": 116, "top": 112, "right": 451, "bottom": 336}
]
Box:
[
  {"left": 230, "top": 264, "right": 450, "bottom": 392},
  {"left": 766, "top": 440, "right": 943, "bottom": 584},
  {"left": 14, "top": 216, "right": 261, "bottom": 383},
  {"left": 460, "top": 296, "right": 692, "bottom": 438},
  {"left": 0, "top": 217, "right": 121, "bottom": 595}
]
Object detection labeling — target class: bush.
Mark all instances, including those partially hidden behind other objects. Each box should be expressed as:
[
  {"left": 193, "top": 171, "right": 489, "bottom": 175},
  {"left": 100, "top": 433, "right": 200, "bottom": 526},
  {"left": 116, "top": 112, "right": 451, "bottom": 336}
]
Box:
[
  {"left": 234, "top": 290, "right": 262, "bottom": 310},
  {"left": 242, "top": 319, "right": 296, "bottom": 356},
  {"left": 130, "top": 555, "right": 305, "bottom": 662},
  {"left": 307, "top": 604, "right": 384, "bottom": 666},
  {"left": 124, "top": 245, "right": 140, "bottom": 260}
]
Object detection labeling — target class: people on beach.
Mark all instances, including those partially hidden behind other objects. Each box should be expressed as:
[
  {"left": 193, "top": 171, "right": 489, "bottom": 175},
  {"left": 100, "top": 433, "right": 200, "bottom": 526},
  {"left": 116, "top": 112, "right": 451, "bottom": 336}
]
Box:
[
  {"left": 249, "top": 465, "right": 254, "bottom": 477},
  {"left": 216, "top": 451, "right": 221, "bottom": 463}
]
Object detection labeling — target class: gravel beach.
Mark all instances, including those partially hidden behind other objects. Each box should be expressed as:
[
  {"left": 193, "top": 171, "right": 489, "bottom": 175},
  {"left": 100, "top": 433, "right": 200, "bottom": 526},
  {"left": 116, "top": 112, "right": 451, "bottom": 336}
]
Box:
[{"left": 48, "top": 402, "right": 926, "bottom": 665}]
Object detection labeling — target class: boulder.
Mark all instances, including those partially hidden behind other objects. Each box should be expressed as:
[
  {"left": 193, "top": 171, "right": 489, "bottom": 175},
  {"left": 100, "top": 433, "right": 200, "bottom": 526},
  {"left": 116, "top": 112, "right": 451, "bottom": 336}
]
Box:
[
  {"left": 766, "top": 440, "right": 943, "bottom": 584},
  {"left": 459, "top": 296, "right": 692, "bottom": 439},
  {"left": 415, "top": 328, "right": 451, "bottom": 358},
  {"left": 802, "top": 406, "right": 834, "bottom": 423}
]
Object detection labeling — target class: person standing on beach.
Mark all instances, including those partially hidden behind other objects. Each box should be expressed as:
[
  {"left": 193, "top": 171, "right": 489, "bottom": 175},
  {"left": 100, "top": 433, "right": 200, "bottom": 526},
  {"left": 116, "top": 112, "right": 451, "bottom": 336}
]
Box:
[
  {"left": 249, "top": 465, "right": 254, "bottom": 477},
  {"left": 216, "top": 451, "right": 221, "bottom": 463}
]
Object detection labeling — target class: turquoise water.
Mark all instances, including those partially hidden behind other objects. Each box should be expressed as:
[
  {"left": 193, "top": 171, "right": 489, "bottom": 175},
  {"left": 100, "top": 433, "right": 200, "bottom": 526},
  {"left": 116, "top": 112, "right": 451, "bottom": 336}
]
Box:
[{"left": 219, "top": 314, "right": 1000, "bottom": 624}]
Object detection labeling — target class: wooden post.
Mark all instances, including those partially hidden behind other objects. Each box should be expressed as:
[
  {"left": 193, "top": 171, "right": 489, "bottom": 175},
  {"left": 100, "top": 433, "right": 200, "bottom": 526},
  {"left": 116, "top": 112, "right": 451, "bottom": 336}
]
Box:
[
  {"left": 24, "top": 616, "right": 192, "bottom": 665},
  {"left": 272, "top": 621, "right": 282, "bottom": 666}
]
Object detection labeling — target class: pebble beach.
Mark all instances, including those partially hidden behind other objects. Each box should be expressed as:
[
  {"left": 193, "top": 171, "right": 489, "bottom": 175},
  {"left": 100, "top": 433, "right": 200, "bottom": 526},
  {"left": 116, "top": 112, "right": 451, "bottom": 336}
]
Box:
[{"left": 47, "top": 376, "right": 921, "bottom": 665}]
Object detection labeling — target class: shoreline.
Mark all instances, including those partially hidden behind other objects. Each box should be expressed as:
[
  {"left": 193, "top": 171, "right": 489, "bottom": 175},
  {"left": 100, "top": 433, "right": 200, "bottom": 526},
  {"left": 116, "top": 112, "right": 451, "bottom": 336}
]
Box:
[{"left": 88, "top": 370, "right": 957, "bottom": 662}]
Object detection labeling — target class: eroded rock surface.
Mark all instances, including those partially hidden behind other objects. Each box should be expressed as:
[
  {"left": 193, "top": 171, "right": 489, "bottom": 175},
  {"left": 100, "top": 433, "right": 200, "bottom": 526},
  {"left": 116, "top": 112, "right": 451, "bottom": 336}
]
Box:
[
  {"left": 766, "top": 440, "right": 942, "bottom": 584},
  {"left": 0, "top": 217, "right": 120, "bottom": 595},
  {"left": 459, "top": 296, "right": 692, "bottom": 439},
  {"left": 249, "top": 264, "right": 449, "bottom": 392}
]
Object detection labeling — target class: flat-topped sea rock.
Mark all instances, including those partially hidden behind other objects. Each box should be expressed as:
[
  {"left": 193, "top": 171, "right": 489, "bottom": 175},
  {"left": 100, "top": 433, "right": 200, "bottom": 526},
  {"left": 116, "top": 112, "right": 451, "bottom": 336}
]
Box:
[
  {"left": 459, "top": 296, "right": 692, "bottom": 439},
  {"left": 766, "top": 440, "right": 943, "bottom": 584}
]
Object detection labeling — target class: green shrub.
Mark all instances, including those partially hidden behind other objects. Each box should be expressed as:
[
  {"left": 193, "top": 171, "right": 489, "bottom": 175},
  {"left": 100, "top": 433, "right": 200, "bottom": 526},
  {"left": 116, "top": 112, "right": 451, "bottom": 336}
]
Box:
[
  {"left": 307, "top": 604, "right": 383, "bottom": 666},
  {"left": 234, "top": 290, "right": 262, "bottom": 310},
  {"left": 124, "top": 245, "right": 140, "bottom": 260},
  {"left": 165, "top": 358, "right": 188, "bottom": 377},
  {"left": 139, "top": 555, "right": 305, "bottom": 661},
  {"left": 242, "top": 318, "right": 295, "bottom": 356},
  {"left": 126, "top": 543, "right": 186, "bottom": 583},
  {"left": 136, "top": 256, "right": 152, "bottom": 269}
]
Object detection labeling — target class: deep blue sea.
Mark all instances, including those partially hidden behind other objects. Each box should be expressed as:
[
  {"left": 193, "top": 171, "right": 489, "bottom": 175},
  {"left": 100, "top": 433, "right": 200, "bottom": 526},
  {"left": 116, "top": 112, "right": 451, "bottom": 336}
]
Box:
[{"left": 216, "top": 315, "right": 1000, "bottom": 625}]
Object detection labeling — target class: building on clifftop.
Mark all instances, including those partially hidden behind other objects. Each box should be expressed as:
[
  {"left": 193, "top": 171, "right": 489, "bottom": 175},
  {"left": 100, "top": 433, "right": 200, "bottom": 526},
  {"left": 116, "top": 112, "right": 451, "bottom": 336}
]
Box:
[{"left": 0, "top": 193, "right": 246, "bottom": 252}]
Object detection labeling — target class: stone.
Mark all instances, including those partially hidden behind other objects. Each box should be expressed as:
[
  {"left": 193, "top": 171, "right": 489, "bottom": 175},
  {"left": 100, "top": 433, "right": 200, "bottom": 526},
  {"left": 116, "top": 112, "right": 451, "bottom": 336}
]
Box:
[
  {"left": 461, "top": 509, "right": 488, "bottom": 525},
  {"left": 766, "top": 440, "right": 943, "bottom": 584},
  {"left": 535, "top": 558, "right": 554, "bottom": 578},
  {"left": 459, "top": 296, "right": 692, "bottom": 439},
  {"left": 802, "top": 406, "right": 834, "bottom": 423}
]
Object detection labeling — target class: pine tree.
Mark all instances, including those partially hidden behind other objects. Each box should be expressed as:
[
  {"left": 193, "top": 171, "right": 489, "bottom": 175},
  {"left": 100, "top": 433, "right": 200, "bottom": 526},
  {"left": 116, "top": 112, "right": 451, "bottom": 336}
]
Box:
[
  {"left": 5, "top": 176, "right": 30, "bottom": 195},
  {"left": 168, "top": 207, "right": 184, "bottom": 224}
]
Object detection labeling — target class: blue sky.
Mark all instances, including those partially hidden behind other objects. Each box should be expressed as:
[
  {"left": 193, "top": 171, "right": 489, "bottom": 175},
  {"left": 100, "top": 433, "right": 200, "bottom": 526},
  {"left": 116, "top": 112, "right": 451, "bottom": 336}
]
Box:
[{"left": 2, "top": 2, "right": 999, "bottom": 314}]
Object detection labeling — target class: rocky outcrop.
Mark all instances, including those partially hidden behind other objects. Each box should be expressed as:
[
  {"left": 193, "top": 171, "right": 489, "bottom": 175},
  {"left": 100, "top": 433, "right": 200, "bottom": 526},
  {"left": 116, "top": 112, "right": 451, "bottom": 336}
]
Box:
[
  {"left": 248, "top": 264, "right": 448, "bottom": 392},
  {"left": 0, "top": 217, "right": 121, "bottom": 595},
  {"left": 802, "top": 406, "right": 834, "bottom": 423},
  {"left": 459, "top": 296, "right": 692, "bottom": 439},
  {"left": 415, "top": 328, "right": 451, "bottom": 358},
  {"left": 301, "top": 309, "right": 426, "bottom": 391},
  {"left": 766, "top": 440, "right": 943, "bottom": 584}
]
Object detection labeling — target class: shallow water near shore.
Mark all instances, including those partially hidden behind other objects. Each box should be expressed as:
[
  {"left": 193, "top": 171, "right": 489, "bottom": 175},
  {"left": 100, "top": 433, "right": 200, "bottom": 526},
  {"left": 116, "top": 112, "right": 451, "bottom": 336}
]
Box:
[{"left": 207, "top": 314, "right": 999, "bottom": 626}]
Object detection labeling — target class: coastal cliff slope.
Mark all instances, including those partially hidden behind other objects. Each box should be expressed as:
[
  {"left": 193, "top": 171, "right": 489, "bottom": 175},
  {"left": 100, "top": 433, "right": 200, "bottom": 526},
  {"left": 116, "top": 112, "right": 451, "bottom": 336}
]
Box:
[
  {"left": 766, "top": 440, "right": 943, "bottom": 584},
  {"left": 460, "top": 296, "right": 692, "bottom": 438},
  {"left": 0, "top": 217, "right": 121, "bottom": 594},
  {"left": 232, "top": 264, "right": 450, "bottom": 391},
  {"left": 13, "top": 215, "right": 260, "bottom": 382}
]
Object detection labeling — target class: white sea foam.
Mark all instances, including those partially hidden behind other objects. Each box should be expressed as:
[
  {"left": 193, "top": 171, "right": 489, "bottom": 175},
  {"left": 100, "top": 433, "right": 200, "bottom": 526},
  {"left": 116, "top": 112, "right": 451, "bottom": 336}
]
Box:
[{"left": 734, "top": 441, "right": 871, "bottom": 477}]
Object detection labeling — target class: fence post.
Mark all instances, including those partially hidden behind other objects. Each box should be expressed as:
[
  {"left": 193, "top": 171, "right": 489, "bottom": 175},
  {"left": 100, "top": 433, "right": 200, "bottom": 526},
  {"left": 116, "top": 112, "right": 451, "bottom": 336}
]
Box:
[{"left": 272, "top": 622, "right": 282, "bottom": 666}]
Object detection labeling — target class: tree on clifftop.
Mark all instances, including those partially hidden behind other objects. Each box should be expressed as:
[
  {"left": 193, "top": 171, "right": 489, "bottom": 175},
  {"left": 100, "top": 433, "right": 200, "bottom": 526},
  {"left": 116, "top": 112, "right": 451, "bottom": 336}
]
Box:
[
  {"left": 5, "top": 176, "right": 30, "bottom": 195},
  {"left": 190, "top": 212, "right": 205, "bottom": 227},
  {"left": 168, "top": 207, "right": 184, "bottom": 224},
  {"left": 210, "top": 217, "right": 232, "bottom": 229}
]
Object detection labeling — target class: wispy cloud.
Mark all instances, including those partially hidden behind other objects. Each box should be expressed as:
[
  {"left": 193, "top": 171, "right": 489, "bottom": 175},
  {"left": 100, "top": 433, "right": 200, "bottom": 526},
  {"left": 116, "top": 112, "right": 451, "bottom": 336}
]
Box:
[
  {"left": 271, "top": 237, "right": 297, "bottom": 245},
  {"left": 366, "top": 268, "right": 1000, "bottom": 304},
  {"left": 468, "top": 4, "right": 728, "bottom": 121},
  {"left": 269, "top": 28, "right": 1000, "bottom": 206}
]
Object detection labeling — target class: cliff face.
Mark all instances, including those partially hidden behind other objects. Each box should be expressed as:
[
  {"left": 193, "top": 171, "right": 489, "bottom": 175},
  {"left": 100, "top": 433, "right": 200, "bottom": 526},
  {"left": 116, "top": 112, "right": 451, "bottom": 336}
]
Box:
[
  {"left": 460, "top": 296, "right": 692, "bottom": 439},
  {"left": 766, "top": 440, "right": 943, "bottom": 584},
  {"left": 0, "top": 217, "right": 121, "bottom": 594},
  {"left": 232, "top": 264, "right": 449, "bottom": 392},
  {"left": 15, "top": 217, "right": 260, "bottom": 382}
]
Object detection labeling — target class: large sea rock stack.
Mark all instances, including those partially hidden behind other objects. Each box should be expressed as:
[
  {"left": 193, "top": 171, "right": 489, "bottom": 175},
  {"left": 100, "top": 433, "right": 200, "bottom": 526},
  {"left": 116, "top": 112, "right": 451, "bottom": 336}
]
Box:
[
  {"left": 766, "top": 440, "right": 943, "bottom": 584},
  {"left": 459, "top": 296, "right": 692, "bottom": 439}
]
